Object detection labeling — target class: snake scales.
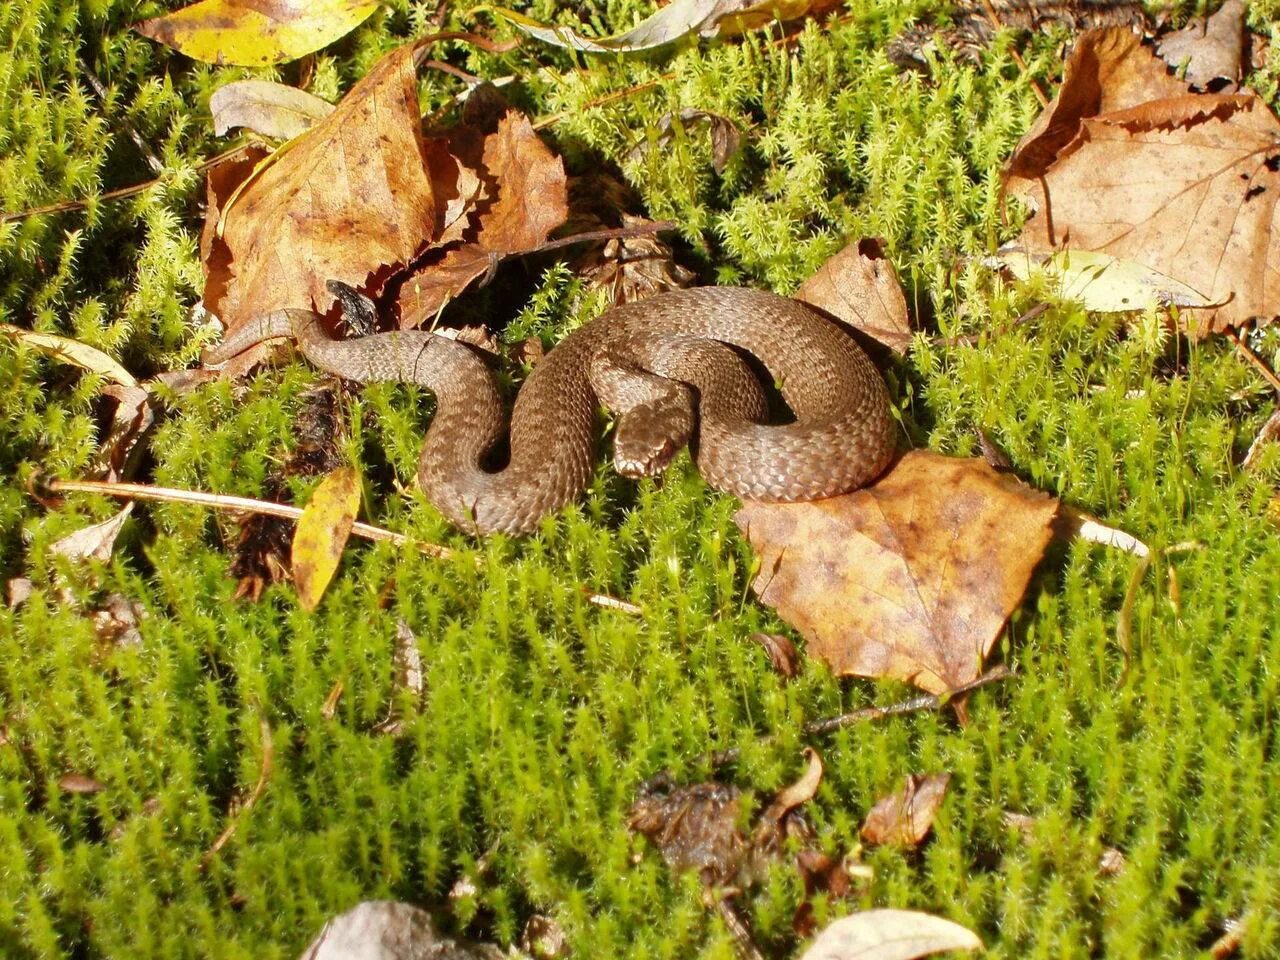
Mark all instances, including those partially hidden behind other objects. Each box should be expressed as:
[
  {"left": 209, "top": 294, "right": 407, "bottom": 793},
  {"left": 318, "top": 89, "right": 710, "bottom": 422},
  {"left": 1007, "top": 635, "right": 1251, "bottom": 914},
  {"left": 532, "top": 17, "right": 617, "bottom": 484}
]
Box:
[{"left": 204, "top": 286, "right": 897, "bottom": 535}]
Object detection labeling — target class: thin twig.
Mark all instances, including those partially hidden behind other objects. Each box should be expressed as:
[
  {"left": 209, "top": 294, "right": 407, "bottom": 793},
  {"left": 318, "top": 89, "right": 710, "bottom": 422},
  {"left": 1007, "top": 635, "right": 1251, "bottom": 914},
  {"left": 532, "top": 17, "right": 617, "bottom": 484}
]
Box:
[
  {"left": 534, "top": 78, "right": 667, "bottom": 130},
  {"left": 933, "top": 302, "right": 1049, "bottom": 348},
  {"left": 803, "top": 664, "right": 1015, "bottom": 737},
  {"left": 979, "top": 0, "right": 1049, "bottom": 107},
  {"left": 79, "top": 58, "right": 163, "bottom": 175},
  {"left": 47, "top": 477, "right": 448, "bottom": 556},
  {"left": 1223, "top": 328, "right": 1280, "bottom": 394},
  {"left": 534, "top": 220, "right": 676, "bottom": 254},
  {"left": 713, "top": 665, "right": 1015, "bottom": 765},
  {"left": 0, "top": 143, "right": 252, "bottom": 224},
  {"left": 46, "top": 477, "right": 644, "bottom": 614},
  {"left": 200, "top": 712, "right": 273, "bottom": 869},
  {"left": 712, "top": 895, "right": 766, "bottom": 960}
]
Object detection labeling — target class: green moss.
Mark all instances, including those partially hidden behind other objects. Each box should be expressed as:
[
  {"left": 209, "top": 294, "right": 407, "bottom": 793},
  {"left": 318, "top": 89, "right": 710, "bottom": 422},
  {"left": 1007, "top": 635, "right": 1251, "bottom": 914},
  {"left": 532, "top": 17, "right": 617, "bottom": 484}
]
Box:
[{"left": 3, "top": 1, "right": 1280, "bottom": 958}]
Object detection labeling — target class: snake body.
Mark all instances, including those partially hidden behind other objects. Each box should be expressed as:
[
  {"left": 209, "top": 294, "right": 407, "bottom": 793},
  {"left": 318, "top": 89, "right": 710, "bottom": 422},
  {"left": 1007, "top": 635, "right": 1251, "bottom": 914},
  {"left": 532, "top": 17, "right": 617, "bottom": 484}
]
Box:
[{"left": 205, "top": 287, "right": 896, "bottom": 535}]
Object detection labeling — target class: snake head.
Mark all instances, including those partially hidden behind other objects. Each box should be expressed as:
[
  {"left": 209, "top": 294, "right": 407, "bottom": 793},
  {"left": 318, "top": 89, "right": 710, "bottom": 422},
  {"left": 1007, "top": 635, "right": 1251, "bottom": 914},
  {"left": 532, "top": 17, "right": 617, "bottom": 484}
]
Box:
[{"left": 612, "top": 401, "right": 694, "bottom": 478}]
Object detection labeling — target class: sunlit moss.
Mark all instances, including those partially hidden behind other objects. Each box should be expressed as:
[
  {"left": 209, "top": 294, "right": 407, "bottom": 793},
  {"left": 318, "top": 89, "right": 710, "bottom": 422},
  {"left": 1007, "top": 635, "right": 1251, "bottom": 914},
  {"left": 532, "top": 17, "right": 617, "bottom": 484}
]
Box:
[{"left": 2, "top": 1, "right": 1279, "bottom": 958}]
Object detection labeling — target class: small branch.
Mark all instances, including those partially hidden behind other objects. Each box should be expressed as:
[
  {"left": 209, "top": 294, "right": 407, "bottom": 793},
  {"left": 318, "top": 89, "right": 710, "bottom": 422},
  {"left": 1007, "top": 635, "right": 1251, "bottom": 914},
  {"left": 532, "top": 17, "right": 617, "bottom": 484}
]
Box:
[
  {"left": 1223, "top": 328, "right": 1280, "bottom": 394},
  {"left": 47, "top": 477, "right": 450, "bottom": 557},
  {"left": 534, "top": 78, "right": 667, "bottom": 130},
  {"left": 200, "top": 712, "right": 274, "bottom": 869},
  {"left": 713, "top": 666, "right": 1015, "bottom": 765},
  {"left": 803, "top": 665, "right": 1015, "bottom": 737},
  {"left": 46, "top": 477, "right": 644, "bottom": 614},
  {"left": 980, "top": 0, "right": 1049, "bottom": 107},
  {"left": 711, "top": 894, "right": 766, "bottom": 960},
  {"left": 933, "top": 302, "right": 1048, "bottom": 349},
  {"left": 535, "top": 220, "right": 676, "bottom": 254},
  {"left": 0, "top": 143, "right": 252, "bottom": 224},
  {"left": 79, "top": 58, "right": 163, "bottom": 175}
]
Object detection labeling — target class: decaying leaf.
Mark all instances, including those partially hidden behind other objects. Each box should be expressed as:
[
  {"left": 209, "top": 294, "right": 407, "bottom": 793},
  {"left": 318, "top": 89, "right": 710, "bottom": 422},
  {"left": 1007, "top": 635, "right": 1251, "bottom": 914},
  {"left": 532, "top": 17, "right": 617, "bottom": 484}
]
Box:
[
  {"left": 299, "top": 901, "right": 504, "bottom": 960},
  {"left": 0, "top": 323, "right": 138, "bottom": 388},
  {"left": 210, "top": 80, "right": 334, "bottom": 139},
  {"left": 737, "top": 452, "right": 1058, "bottom": 694},
  {"left": 860, "top": 774, "right": 951, "bottom": 848},
  {"left": 576, "top": 215, "right": 694, "bottom": 306},
  {"left": 1156, "top": 0, "right": 1248, "bottom": 91},
  {"left": 629, "top": 751, "right": 822, "bottom": 887},
  {"left": 394, "top": 96, "right": 567, "bottom": 328},
  {"left": 202, "top": 43, "right": 476, "bottom": 336},
  {"left": 291, "top": 467, "right": 361, "bottom": 612},
  {"left": 988, "top": 248, "right": 1219, "bottom": 312},
  {"left": 1005, "top": 28, "right": 1280, "bottom": 334},
  {"left": 793, "top": 239, "right": 912, "bottom": 354},
  {"left": 135, "top": 0, "right": 378, "bottom": 67},
  {"left": 90, "top": 593, "right": 146, "bottom": 649},
  {"left": 626, "top": 109, "right": 744, "bottom": 174},
  {"left": 373, "top": 619, "right": 426, "bottom": 736},
  {"left": 799, "top": 909, "right": 983, "bottom": 960},
  {"left": 520, "top": 915, "right": 568, "bottom": 960},
  {"left": 58, "top": 773, "right": 106, "bottom": 794},
  {"left": 50, "top": 504, "right": 134, "bottom": 563}
]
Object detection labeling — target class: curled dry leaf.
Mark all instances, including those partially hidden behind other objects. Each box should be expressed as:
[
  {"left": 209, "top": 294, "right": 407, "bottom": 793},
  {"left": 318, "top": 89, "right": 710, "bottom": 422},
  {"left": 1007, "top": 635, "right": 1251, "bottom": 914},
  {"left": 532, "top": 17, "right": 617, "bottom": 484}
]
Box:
[
  {"left": 737, "top": 452, "right": 1058, "bottom": 694},
  {"left": 135, "top": 0, "right": 377, "bottom": 67},
  {"left": 751, "top": 631, "right": 800, "bottom": 679},
  {"left": 1005, "top": 29, "right": 1280, "bottom": 334},
  {"left": 799, "top": 909, "right": 982, "bottom": 960},
  {"left": 626, "top": 109, "right": 744, "bottom": 174},
  {"left": 202, "top": 43, "right": 476, "bottom": 337},
  {"left": 394, "top": 93, "right": 567, "bottom": 328},
  {"left": 1156, "top": 0, "right": 1248, "bottom": 91},
  {"left": 210, "top": 80, "right": 334, "bottom": 139},
  {"left": 794, "top": 238, "right": 912, "bottom": 354},
  {"left": 94, "top": 383, "right": 155, "bottom": 482},
  {"left": 50, "top": 503, "right": 134, "bottom": 563},
  {"left": 860, "top": 774, "right": 951, "bottom": 848},
  {"left": 1003, "top": 28, "right": 1189, "bottom": 186},
  {"left": 299, "top": 901, "right": 504, "bottom": 960},
  {"left": 291, "top": 467, "right": 361, "bottom": 612}
]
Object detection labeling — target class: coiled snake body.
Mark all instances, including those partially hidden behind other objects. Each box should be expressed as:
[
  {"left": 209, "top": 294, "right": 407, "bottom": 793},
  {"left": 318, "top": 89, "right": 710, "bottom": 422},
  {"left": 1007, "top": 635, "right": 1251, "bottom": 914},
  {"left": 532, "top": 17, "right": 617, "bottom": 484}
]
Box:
[{"left": 205, "top": 287, "right": 896, "bottom": 535}]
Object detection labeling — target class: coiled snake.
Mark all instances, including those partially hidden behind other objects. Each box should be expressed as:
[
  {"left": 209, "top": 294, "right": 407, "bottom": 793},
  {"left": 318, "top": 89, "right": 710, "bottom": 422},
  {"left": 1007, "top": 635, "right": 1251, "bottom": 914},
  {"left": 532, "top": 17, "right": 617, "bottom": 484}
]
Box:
[{"left": 204, "top": 286, "right": 897, "bottom": 535}]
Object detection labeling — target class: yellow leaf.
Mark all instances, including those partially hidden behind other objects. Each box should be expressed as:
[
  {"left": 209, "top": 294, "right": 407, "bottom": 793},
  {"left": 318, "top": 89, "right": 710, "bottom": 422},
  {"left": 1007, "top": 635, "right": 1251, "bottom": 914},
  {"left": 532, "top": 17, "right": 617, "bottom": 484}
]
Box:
[
  {"left": 134, "top": 0, "right": 378, "bottom": 67},
  {"left": 990, "top": 248, "right": 1219, "bottom": 313},
  {"left": 0, "top": 323, "right": 139, "bottom": 388},
  {"left": 291, "top": 467, "right": 361, "bottom": 611}
]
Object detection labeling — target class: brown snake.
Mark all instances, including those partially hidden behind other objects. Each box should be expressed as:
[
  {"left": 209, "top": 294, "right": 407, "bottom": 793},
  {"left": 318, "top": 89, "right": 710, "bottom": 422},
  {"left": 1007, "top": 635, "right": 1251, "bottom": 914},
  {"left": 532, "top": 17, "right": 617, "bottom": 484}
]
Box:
[{"left": 204, "top": 287, "right": 897, "bottom": 535}]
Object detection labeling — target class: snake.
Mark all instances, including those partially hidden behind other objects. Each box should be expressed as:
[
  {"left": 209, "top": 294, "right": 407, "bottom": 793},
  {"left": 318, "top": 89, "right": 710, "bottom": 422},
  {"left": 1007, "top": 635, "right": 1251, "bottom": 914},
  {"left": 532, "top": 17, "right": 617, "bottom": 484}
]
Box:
[{"left": 203, "top": 286, "right": 897, "bottom": 535}]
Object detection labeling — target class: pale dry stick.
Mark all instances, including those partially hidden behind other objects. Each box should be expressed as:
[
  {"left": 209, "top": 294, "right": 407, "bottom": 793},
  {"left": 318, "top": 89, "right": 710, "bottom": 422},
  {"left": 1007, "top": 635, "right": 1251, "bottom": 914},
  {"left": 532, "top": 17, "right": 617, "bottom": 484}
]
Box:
[
  {"left": 200, "top": 712, "right": 273, "bottom": 869},
  {"left": 1, "top": 143, "right": 254, "bottom": 223},
  {"left": 47, "top": 478, "right": 645, "bottom": 614},
  {"left": 1222, "top": 328, "right": 1280, "bottom": 394}
]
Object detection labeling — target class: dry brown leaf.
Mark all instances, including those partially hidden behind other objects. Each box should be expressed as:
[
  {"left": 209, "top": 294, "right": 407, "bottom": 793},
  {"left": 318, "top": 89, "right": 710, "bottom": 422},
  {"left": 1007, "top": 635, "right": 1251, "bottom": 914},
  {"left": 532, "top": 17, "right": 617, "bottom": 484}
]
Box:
[
  {"left": 860, "top": 774, "right": 951, "bottom": 848},
  {"left": 751, "top": 631, "right": 800, "bottom": 678},
  {"left": 625, "top": 109, "right": 744, "bottom": 174},
  {"left": 1004, "top": 27, "right": 1189, "bottom": 185},
  {"left": 202, "top": 43, "right": 475, "bottom": 336},
  {"left": 1156, "top": 0, "right": 1248, "bottom": 91},
  {"left": 50, "top": 504, "right": 134, "bottom": 563},
  {"left": 1010, "top": 92, "right": 1280, "bottom": 334},
  {"left": 793, "top": 238, "right": 912, "bottom": 354},
  {"left": 90, "top": 593, "right": 146, "bottom": 649},
  {"left": 736, "top": 452, "right": 1058, "bottom": 694},
  {"left": 394, "top": 99, "right": 568, "bottom": 328},
  {"left": 291, "top": 466, "right": 361, "bottom": 611},
  {"left": 799, "top": 909, "right": 983, "bottom": 960}
]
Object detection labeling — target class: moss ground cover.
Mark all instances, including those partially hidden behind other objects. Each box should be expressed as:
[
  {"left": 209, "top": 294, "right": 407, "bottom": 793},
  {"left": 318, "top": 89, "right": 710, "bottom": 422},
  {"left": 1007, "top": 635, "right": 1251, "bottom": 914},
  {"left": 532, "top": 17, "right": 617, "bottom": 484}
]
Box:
[{"left": 3, "top": 1, "right": 1280, "bottom": 957}]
